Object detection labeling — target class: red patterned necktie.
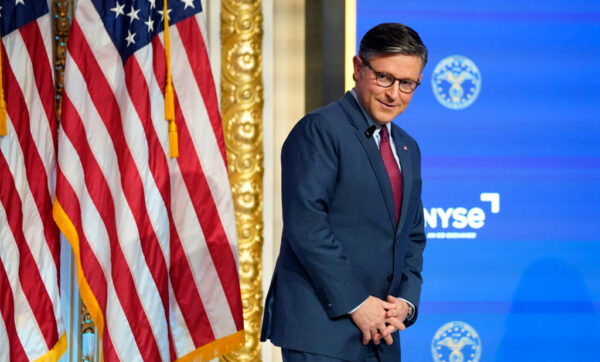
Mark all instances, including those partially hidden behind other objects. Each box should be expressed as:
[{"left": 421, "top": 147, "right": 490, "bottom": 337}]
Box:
[{"left": 380, "top": 126, "right": 403, "bottom": 224}]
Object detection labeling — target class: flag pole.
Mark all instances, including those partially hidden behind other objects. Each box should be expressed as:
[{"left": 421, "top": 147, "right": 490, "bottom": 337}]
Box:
[
  {"left": 0, "top": 35, "right": 7, "bottom": 136},
  {"left": 163, "top": 0, "right": 178, "bottom": 158}
]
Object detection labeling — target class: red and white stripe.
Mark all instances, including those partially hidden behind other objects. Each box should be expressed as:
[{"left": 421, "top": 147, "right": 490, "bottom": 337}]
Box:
[
  {"left": 0, "top": 9, "right": 66, "bottom": 362},
  {"left": 54, "top": 1, "right": 244, "bottom": 360}
]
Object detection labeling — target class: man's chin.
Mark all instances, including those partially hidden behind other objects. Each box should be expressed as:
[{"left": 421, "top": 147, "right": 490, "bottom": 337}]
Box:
[{"left": 373, "top": 112, "right": 398, "bottom": 125}]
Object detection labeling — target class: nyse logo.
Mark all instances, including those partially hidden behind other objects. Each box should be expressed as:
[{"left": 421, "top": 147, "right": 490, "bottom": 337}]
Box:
[{"left": 425, "top": 193, "right": 499, "bottom": 240}]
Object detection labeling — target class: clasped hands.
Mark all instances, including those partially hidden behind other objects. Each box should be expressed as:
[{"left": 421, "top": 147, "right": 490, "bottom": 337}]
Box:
[{"left": 350, "top": 295, "right": 409, "bottom": 346}]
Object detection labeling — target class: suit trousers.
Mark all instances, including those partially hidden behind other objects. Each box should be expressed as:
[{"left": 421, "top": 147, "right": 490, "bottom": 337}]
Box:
[{"left": 282, "top": 348, "right": 381, "bottom": 362}]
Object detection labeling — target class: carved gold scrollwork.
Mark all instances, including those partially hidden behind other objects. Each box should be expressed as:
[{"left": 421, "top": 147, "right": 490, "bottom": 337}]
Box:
[
  {"left": 220, "top": 0, "right": 264, "bottom": 361},
  {"left": 79, "top": 300, "right": 97, "bottom": 362},
  {"left": 53, "top": 0, "right": 73, "bottom": 121}
]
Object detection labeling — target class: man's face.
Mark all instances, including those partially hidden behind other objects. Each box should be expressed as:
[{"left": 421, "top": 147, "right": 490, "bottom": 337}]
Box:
[{"left": 353, "top": 53, "right": 423, "bottom": 125}]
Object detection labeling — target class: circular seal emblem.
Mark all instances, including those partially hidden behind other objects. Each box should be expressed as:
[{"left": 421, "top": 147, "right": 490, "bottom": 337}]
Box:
[
  {"left": 432, "top": 55, "right": 481, "bottom": 110},
  {"left": 432, "top": 321, "right": 482, "bottom": 362}
]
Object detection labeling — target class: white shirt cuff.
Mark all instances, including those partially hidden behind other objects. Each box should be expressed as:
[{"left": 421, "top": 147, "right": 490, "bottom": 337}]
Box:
[{"left": 348, "top": 298, "right": 367, "bottom": 314}]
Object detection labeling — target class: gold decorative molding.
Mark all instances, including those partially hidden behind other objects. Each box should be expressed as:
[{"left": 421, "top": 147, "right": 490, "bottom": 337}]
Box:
[
  {"left": 79, "top": 299, "right": 98, "bottom": 362},
  {"left": 220, "top": 0, "right": 264, "bottom": 361},
  {"left": 52, "top": 0, "right": 73, "bottom": 122}
]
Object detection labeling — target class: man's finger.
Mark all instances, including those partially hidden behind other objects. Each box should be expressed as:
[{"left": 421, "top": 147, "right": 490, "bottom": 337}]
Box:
[
  {"left": 386, "top": 317, "right": 406, "bottom": 331},
  {"left": 371, "top": 328, "right": 381, "bottom": 345},
  {"left": 381, "top": 301, "right": 395, "bottom": 310},
  {"left": 381, "top": 324, "right": 396, "bottom": 338},
  {"left": 384, "top": 334, "right": 394, "bottom": 345},
  {"left": 363, "top": 329, "right": 377, "bottom": 346},
  {"left": 362, "top": 328, "right": 372, "bottom": 345},
  {"left": 372, "top": 333, "right": 380, "bottom": 345},
  {"left": 375, "top": 321, "right": 389, "bottom": 345}
]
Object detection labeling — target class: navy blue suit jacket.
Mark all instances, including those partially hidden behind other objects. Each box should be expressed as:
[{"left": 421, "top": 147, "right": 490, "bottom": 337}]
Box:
[{"left": 261, "top": 92, "right": 426, "bottom": 361}]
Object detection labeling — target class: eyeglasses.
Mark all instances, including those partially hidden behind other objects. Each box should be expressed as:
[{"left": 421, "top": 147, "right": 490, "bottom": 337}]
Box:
[{"left": 361, "top": 57, "right": 420, "bottom": 94}]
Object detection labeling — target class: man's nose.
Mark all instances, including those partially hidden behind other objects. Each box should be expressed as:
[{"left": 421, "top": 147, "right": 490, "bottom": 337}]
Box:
[{"left": 385, "top": 82, "right": 400, "bottom": 99}]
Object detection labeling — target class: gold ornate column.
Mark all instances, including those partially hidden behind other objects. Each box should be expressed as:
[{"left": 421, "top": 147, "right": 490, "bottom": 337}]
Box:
[{"left": 220, "top": 0, "right": 264, "bottom": 361}]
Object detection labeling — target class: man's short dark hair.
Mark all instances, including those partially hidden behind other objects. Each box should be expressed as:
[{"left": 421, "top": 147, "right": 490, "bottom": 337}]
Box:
[{"left": 358, "top": 23, "right": 428, "bottom": 70}]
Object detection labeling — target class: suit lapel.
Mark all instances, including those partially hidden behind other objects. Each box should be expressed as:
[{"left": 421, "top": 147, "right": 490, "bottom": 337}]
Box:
[
  {"left": 339, "top": 93, "right": 397, "bottom": 229},
  {"left": 392, "top": 125, "right": 413, "bottom": 235}
]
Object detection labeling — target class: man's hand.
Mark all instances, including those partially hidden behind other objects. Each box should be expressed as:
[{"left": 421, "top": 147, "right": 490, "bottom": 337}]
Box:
[
  {"left": 383, "top": 296, "right": 408, "bottom": 334},
  {"left": 370, "top": 296, "right": 410, "bottom": 346},
  {"left": 350, "top": 296, "right": 394, "bottom": 345}
]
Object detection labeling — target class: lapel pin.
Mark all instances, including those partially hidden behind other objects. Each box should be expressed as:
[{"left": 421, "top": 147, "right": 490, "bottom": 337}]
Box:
[{"left": 403, "top": 146, "right": 408, "bottom": 151}]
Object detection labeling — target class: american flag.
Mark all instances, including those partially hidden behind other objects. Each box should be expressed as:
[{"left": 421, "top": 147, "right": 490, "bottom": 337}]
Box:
[
  {"left": 0, "top": 0, "right": 67, "bottom": 361},
  {"left": 53, "top": 0, "right": 244, "bottom": 360}
]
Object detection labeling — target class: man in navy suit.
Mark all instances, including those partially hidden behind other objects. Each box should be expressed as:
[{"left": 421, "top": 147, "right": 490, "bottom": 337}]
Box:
[{"left": 261, "top": 23, "right": 428, "bottom": 361}]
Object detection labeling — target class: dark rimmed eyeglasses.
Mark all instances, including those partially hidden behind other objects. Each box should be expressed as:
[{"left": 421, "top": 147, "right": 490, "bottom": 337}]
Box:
[{"left": 361, "top": 57, "right": 420, "bottom": 94}]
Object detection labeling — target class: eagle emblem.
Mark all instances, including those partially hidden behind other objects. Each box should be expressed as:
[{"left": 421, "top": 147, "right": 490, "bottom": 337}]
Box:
[
  {"left": 432, "top": 321, "right": 482, "bottom": 362},
  {"left": 432, "top": 55, "right": 482, "bottom": 110}
]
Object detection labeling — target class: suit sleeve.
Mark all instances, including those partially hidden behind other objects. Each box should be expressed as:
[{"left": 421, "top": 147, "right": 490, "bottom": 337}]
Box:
[
  {"left": 398, "top": 141, "right": 427, "bottom": 327},
  {"left": 281, "top": 115, "right": 369, "bottom": 319}
]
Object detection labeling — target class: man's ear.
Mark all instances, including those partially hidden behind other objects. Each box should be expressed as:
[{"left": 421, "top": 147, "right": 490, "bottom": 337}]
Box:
[{"left": 352, "top": 55, "right": 362, "bottom": 82}]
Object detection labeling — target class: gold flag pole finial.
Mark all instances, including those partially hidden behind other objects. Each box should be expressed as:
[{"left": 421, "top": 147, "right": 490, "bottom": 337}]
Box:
[
  {"left": 163, "top": 0, "right": 178, "bottom": 158},
  {"left": 0, "top": 37, "right": 8, "bottom": 136}
]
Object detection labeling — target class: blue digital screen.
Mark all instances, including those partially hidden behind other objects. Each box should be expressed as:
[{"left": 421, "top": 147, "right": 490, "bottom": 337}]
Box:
[{"left": 357, "top": 1, "right": 600, "bottom": 360}]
